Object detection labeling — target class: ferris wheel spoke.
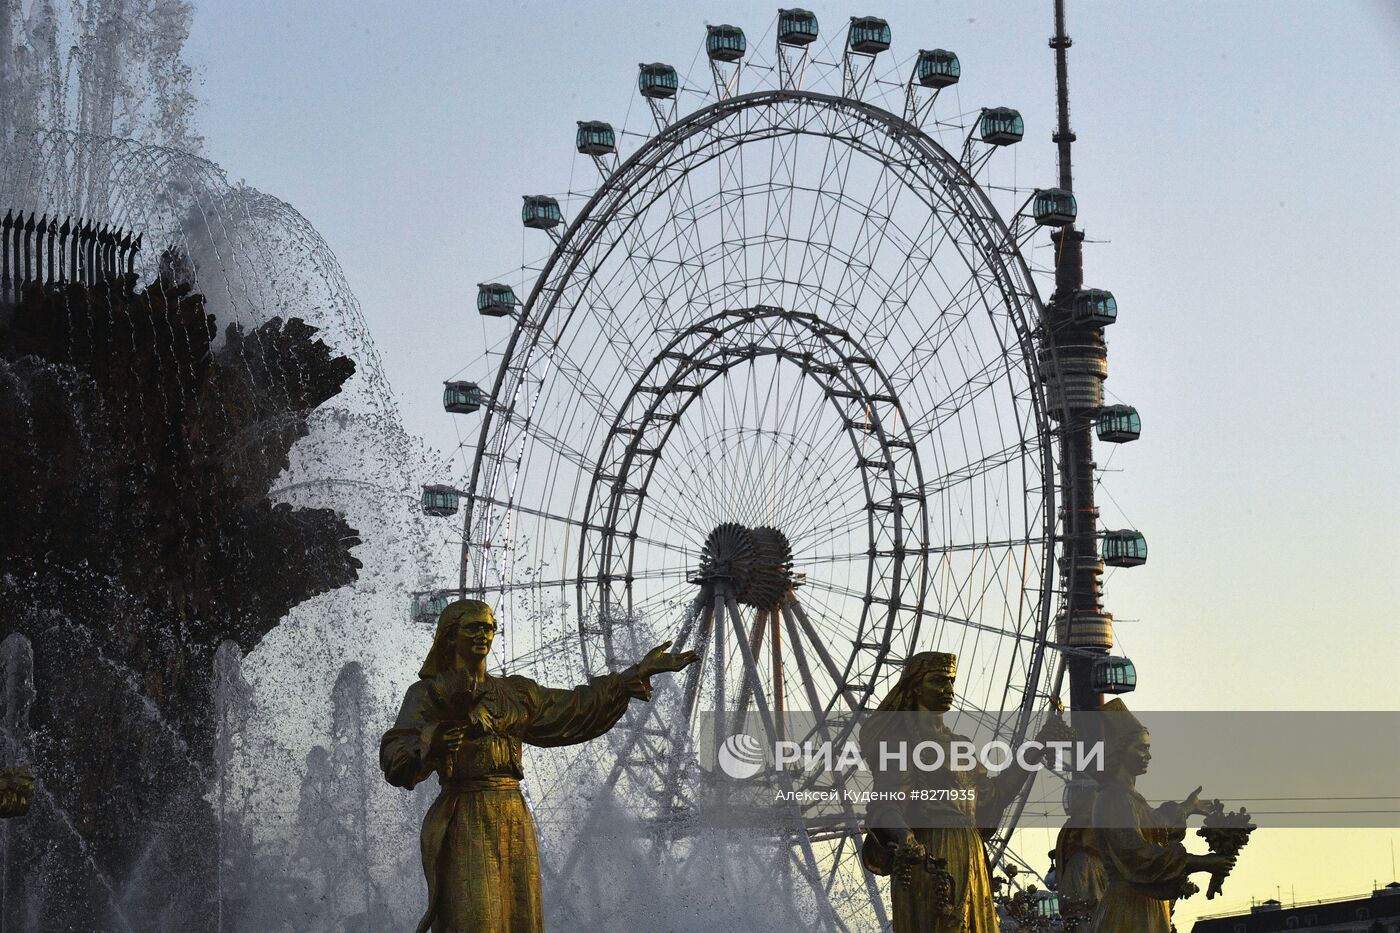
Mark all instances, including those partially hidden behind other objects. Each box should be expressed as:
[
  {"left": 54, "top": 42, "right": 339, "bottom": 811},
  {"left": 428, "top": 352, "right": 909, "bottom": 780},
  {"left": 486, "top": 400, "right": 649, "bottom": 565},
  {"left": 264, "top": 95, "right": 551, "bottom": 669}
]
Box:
[
  {"left": 470, "top": 565, "right": 690, "bottom": 595},
  {"left": 920, "top": 436, "right": 1040, "bottom": 497},
  {"left": 758, "top": 120, "right": 804, "bottom": 301},
  {"left": 468, "top": 493, "right": 699, "bottom": 558},
  {"left": 779, "top": 596, "right": 860, "bottom": 711},
  {"left": 729, "top": 605, "right": 769, "bottom": 735},
  {"left": 775, "top": 453, "right": 875, "bottom": 543},
  {"left": 885, "top": 255, "right": 994, "bottom": 385},
  {"left": 826, "top": 149, "right": 912, "bottom": 334}
]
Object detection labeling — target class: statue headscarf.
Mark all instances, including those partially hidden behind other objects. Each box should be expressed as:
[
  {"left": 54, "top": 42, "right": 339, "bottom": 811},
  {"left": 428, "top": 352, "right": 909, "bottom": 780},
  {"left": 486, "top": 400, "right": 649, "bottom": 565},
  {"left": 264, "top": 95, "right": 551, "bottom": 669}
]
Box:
[
  {"left": 1099, "top": 697, "right": 1148, "bottom": 769},
  {"left": 874, "top": 651, "right": 957, "bottom": 713},
  {"left": 419, "top": 599, "right": 496, "bottom": 679},
  {"left": 861, "top": 651, "right": 958, "bottom": 763}
]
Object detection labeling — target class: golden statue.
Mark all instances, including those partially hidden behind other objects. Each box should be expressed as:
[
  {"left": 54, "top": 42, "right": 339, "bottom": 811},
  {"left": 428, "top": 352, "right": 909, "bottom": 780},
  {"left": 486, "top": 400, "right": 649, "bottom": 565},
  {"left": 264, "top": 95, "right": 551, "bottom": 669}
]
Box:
[
  {"left": 0, "top": 765, "right": 33, "bottom": 818},
  {"left": 859, "top": 651, "right": 1071, "bottom": 933},
  {"left": 1054, "top": 780, "right": 1106, "bottom": 927},
  {"left": 380, "top": 598, "right": 698, "bottom": 933},
  {"left": 1087, "top": 699, "right": 1235, "bottom": 933}
]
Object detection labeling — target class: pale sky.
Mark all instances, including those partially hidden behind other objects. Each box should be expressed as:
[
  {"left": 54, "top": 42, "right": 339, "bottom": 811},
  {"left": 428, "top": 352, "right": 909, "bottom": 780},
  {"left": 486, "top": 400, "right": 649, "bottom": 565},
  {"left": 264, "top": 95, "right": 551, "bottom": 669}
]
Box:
[{"left": 185, "top": 1, "right": 1400, "bottom": 926}]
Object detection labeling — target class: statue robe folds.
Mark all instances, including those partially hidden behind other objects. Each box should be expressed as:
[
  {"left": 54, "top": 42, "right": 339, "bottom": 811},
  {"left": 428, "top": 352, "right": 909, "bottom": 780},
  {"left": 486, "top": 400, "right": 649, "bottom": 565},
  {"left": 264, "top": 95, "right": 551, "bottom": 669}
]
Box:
[
  {"left": 1055, "top": 823, "right": 1107, "bottom": 917},
  {"left": 381, "top": 669, "right": 651, "bottom": 933},
  {"left": 1089, "top": 785, "right": 1191, "bottom": 933},
  {"left": 863, "top": 722, "right": 1026, "bottom": 933}
]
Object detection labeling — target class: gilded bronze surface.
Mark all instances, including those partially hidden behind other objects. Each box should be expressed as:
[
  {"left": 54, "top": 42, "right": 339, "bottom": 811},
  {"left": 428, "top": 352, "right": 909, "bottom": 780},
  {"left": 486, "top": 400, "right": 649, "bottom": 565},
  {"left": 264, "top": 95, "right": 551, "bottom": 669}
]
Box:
[
  {"left": 1054, "top": 782, "right": 1106, "bottom": 930},
  {"left": 860, "top": 651, "right": 1072, "bottom": 933},
  {"left": 1087, "top": 699, "right": 1238, "bottom": 933},
  {"left": 381, "top": 598, "right": 697, "bottom": 933}
]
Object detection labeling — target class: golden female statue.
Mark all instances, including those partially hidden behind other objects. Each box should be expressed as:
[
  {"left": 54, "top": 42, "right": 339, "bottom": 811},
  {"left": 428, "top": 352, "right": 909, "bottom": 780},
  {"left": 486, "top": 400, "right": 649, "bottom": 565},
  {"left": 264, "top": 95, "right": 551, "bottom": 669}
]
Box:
[
  {"left": 1054, "top": 781, "right": 1107, "bottom": 926},
  {"left": 1088, "top": 699, "right": 1233, "bottom": 933},
  {"left": 380, "top": 598, "right": 697, "bottom": 933},
  {"left": 860, "top": 651, "right": 1069, "bottom": 933}
]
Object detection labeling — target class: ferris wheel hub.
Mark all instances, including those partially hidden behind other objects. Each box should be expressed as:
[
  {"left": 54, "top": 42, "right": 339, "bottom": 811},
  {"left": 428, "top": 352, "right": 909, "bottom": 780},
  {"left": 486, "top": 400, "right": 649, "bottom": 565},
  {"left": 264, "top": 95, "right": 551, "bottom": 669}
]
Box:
[{"left": 696, "top": 523, "right": 794, "bottom": 608}]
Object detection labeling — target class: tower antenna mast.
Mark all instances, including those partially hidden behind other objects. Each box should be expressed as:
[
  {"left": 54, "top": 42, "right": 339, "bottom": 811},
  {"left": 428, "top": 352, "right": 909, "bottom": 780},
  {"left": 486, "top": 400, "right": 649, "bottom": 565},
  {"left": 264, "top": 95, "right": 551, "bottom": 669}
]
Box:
[{"left": 1045, "top": 0, "right": 1115, "bottom": 714}]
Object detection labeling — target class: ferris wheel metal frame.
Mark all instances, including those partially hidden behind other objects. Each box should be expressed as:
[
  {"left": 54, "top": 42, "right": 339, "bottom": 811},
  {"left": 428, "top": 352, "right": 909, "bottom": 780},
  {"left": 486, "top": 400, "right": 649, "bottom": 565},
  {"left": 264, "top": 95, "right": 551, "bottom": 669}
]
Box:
[{"left": 439, "top": 11, "right": 1132, "bottom": 929}]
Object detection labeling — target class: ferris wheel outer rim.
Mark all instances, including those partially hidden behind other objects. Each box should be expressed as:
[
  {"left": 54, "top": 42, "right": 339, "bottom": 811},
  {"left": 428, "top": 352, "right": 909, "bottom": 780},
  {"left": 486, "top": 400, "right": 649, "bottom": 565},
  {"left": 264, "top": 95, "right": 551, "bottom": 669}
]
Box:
[{"left": 458, "top": 85, "right": 1065, "bottom": 869}]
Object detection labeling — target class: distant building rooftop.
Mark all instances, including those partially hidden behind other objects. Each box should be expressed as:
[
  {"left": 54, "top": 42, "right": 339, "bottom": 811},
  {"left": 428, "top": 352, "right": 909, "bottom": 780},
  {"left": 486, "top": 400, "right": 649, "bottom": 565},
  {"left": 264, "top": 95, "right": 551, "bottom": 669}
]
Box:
[{"left": 1191, "top": 883, "right": 1400, "bottom": 932}]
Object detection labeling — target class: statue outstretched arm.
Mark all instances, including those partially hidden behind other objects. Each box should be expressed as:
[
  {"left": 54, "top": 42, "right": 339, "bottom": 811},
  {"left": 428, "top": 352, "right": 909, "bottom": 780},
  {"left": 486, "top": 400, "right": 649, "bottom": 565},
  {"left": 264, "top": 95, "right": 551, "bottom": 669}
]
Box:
[
  {"left": 1152, "top": 785, "right": 1213, "bottom": 841},
  {"left": 1092, "top": 786, "right": 1191, "bottom": 886},
  {"left": 516, "top": 641, "right": 698, "bottom": 748}
]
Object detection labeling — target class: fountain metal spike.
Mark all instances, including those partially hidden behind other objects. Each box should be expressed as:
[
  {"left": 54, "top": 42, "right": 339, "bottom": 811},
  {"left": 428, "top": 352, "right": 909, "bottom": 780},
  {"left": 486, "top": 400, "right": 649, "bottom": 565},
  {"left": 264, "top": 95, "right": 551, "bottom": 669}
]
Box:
[
  {"left": 1, "top": 211, "right": 11, "bottom": 300},
  {"left": 0, "top": 210, "right": 144, "bottom": 301}
]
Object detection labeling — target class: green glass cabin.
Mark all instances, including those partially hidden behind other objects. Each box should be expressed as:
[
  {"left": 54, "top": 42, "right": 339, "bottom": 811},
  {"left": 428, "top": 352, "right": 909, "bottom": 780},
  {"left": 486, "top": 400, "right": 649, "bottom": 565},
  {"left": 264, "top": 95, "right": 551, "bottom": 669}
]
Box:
[
  {"left": 1073, "top": 288, "right": 1117, "bottom": 327},
  {"left": 576, "top": 121, "right": 616, "bottom": 156},
  {"left": 1095, "top": 404, "right": 1141, "bottom": 443},
  {"left": 477, "top": 282, "right": 519, "bottom": 316},
  {"left": 412, "top": 591, "right": 454, "bottom": 625},
  {"left": 638, "top": 62, "right": 679, "bottom": 99},
  {"left": 1093, "top": 657, "right": 1137, "bottom": 694},
  {"left": 980, "top": 107, "right": 1024, "bottom": 146},
  {"left": 778, "top": 9, "right": 819, "bottom": 46},
  {"left": 443, "top": 381, "right": 484, "bottom": 414},
  {"left": 915, "top": 49, "right": 960, "bottom": 88},
  {"left": 521, "top": 196, "right": 562, "bottom": 230},
  {"left": 1034, "top": 188, "right": 1078, "bottom": 226},
  {"left": 1103, "top": 530, "right": 1148, "bottom": 567},
  {"left": 707, "top": 25, "right": 746, "bottom": 62},
  {"left": 421, "top": 484, "right": 460, "bottom": 517},
  {"left": 848, "top": 16, "right": 891, "bottom": 54}
]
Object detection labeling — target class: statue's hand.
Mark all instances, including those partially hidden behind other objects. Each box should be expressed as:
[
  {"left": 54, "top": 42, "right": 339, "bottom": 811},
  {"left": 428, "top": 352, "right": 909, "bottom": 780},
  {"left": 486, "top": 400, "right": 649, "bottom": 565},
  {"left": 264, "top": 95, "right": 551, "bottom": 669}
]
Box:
[
  {"left": 429, "top": 723, "right": 470, "bottom": 763},
  {"left": 637, "top": 641, "right": 701, "bottom": 679},
  {"left": 1034, "top": 704, "right": 1076, "bottom": 746},
  {"left": 893, "top": 838, "right": 927, "bottom": 888},
  {"left": 1180, "top": 786, "right": 1215, "bottom": 818},
  {"left": 1191, "top": 852, "right": 1236, "bottom": 875}
]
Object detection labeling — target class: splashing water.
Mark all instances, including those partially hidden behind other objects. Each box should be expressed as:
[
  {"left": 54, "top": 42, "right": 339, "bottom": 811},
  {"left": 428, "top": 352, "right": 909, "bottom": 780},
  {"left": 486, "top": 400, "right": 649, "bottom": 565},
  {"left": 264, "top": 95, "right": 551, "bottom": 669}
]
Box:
[{"left": 0, "top": 3, "right": 449, "bottom": 930}]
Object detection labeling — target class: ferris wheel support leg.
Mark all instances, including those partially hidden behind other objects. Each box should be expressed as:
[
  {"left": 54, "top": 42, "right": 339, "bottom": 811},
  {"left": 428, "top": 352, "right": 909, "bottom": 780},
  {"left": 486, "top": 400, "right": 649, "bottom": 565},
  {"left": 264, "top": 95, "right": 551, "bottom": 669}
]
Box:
[
  {"left": 677, "top": 595, "right": 714, "bottom": 727},
  {"left": 731, "top": 608, "right": 770, "bottom": 737},
  {"left": 711, "top": 588, "right": 727, "bottom": 765},
  {"left": 781, "top": 601, "right": 894, "bottom": 929},
  {"left": 722, "top": 593, "right": 852, "bottom": 933},
  {"left": 770, "top": 605, "right": 784, "bottom": 744},
  {"left": 785, "top": 596, "right": 860, "bottom": 710},
  {"left": 654, "top": 593, "right": 715, "bottom": 819}
]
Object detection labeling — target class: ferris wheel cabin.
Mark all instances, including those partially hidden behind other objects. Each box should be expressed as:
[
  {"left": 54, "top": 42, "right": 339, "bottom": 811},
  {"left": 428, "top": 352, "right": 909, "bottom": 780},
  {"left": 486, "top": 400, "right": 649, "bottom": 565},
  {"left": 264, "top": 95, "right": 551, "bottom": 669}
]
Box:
[
  {"left": 521, "top": 196, "right": 562, "bottom": 230},
  {"left": 421, "top": 484, "right": 460, "bottom": 517},
  {"left": 915, "top": 49, "right": 960, "bottom": 88},
  {"left": 443, "top": 381, "right": 484, "bottom": 415},
  {"left": 980, "top": 107, "right": 1024, "bottom": 145},
  {"left": 477, "top": 282, "right": 519, "bottom": 317},
  {"left": 847, "top": 17, "right": 891, "bottom": 54},
  {"left": 777, "top": 9, "right": 819, "bottom": 46},
  {"left": 1095, "top": 405, "right": 1141, "bottom": 443},
  {"left": 706, "top": 25, "right": 746, "bottom": 62},
  {"left": 1073, "top": 288, "right": 1117, "bottom": 327},
  {"left": 411, "top": 591, "right": 454, "bottom": 625},
  {"left": 1092, "top": 657, "right": 1138, "bottom": 694},
  {"left": 638, "top": 62, "right": 679, "bottom": 99},
  {"left": 1102, "top": 530, "right": 1148, "bottom": 567},
  {"left": 1033, "top": 188, "right": 1078, "bottom": 226},
  {"left": 576, "top": 121, "right": 616, "bottom": 156}
]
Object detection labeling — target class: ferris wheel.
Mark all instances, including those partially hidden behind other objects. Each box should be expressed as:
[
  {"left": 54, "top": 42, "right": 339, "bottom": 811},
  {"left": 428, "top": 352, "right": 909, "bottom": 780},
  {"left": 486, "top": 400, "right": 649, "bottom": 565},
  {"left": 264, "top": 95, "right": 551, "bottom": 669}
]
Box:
[{"left": 430, "top": 9, "right": 1142, "bottom": 930}]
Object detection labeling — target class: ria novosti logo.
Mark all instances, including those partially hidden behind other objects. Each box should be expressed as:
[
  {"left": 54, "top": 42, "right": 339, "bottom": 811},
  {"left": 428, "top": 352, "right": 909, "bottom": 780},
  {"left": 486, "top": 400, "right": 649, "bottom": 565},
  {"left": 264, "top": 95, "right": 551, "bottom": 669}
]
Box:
[
  {"left": 715, "top": 732, "right": 1104, "bottom": 779},
  {"left": 716, "top": 732, "right": 767, "bottom": 779}
]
